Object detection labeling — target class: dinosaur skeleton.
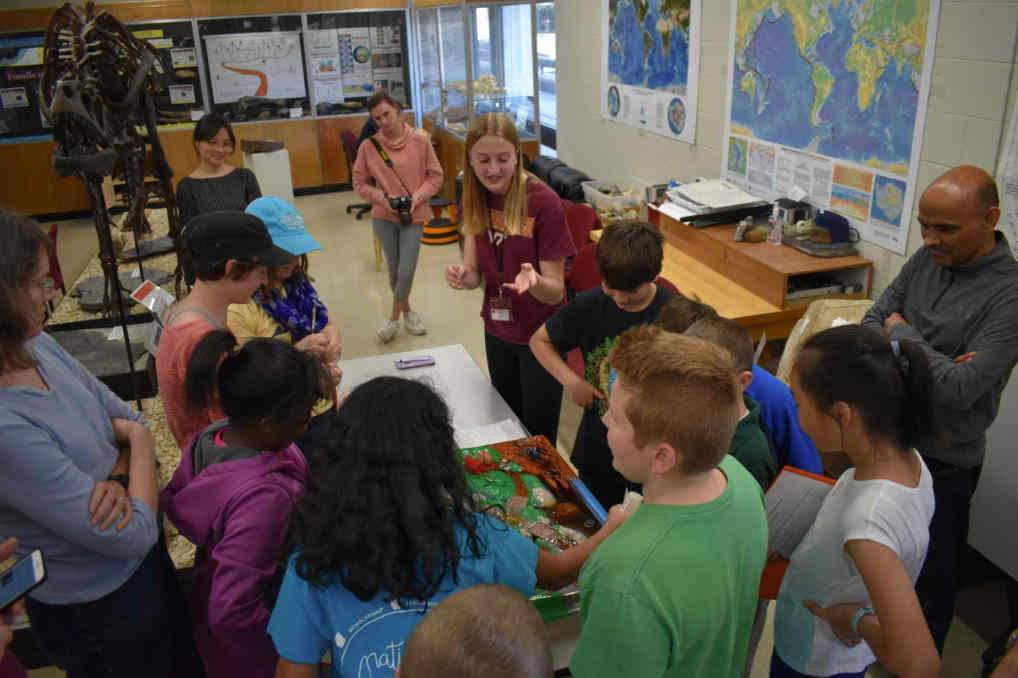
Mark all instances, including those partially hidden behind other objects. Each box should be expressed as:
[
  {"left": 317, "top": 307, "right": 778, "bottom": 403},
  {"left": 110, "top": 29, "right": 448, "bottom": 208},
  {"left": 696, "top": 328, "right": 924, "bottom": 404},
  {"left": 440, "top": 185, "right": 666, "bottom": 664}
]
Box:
[{"left": 41, "top": 1, "right": 181, "bottom": 313}]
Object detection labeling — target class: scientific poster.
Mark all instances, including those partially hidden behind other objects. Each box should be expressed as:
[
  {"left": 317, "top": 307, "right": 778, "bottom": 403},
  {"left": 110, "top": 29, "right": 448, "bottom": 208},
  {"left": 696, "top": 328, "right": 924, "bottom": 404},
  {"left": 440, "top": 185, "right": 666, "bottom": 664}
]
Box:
[
  {"left": 601, "top": 0, "right": 701, "bottom": 144},
  {"left": 995, "top": 87, "right": 1018, "bottom": 258},
  {"left": 720, "top": 0, "right": 940, "bottom": 255},
  {"left": 338, "top": 28, "right": 374, "bottom": 98},
  {"left": 204, "top": 31, "right": 306, "bottom": 104},
  {"left": 370, "top": 24, "right": 405, "bottom": 105},
  {"left": 307, "top": 29, "right": 344, "bottom": 105}
]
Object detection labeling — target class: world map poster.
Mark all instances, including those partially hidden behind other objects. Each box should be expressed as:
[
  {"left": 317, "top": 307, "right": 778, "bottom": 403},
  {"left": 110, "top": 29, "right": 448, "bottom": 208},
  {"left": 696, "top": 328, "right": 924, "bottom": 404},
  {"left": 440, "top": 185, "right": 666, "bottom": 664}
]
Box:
[
  {"left": 721, "top": 0, "right": 940, "bottom": 254},
  {"left": 602, "top": 0, "right": 701, "bottom": 144}
]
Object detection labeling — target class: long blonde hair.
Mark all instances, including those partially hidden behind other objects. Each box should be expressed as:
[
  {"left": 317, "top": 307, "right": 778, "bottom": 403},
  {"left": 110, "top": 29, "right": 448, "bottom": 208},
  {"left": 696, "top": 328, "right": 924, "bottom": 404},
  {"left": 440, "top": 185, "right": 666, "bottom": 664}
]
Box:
[{"left": 461, "top": 113, "right": 529, "bottom": 237}]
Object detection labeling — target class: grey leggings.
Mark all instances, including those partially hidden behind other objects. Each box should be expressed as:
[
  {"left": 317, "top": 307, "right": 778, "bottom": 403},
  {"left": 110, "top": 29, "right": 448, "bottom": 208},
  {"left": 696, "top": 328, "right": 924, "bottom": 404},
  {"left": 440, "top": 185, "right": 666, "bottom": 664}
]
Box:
[{"left": 373, "top": 218, "right": 423, "bottom": 302}]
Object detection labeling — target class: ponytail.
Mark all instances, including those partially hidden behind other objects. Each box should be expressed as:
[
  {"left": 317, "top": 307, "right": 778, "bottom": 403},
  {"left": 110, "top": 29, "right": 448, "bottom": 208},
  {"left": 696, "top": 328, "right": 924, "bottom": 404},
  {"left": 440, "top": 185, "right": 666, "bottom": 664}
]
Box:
[
  {"left": 893, "top": 337, "right": 933, "bottom": 449},
  {"left": 795, "top": 324, "right": 933, "bottom": 451},
  {"left": 185, "top": 329, "right": 237, "bottom": 411},
  {"left": 184, "top": 331, "right": 325, "bottom": 428}
]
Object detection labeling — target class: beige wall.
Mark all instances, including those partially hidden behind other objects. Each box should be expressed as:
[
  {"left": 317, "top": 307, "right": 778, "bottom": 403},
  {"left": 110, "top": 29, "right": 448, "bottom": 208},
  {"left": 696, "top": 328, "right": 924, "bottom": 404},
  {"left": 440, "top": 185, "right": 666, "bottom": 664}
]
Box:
[{"left": 556, "top": 0, "right": 1018, "bottom": 295}]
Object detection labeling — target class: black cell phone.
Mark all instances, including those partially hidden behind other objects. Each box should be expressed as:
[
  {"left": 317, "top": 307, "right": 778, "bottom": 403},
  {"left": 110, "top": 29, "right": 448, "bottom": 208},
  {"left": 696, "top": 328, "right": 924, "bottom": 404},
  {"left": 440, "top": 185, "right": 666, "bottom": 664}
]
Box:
[{"left": 1, "top": 549, "right": 45, "bottom": 611}]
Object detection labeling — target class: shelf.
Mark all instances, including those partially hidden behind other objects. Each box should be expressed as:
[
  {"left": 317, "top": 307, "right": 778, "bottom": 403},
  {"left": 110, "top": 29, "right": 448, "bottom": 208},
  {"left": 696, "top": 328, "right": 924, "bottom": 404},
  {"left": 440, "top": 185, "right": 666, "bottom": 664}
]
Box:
[{"left": 657, "top": 213, "right": 873, "bottom": 314}]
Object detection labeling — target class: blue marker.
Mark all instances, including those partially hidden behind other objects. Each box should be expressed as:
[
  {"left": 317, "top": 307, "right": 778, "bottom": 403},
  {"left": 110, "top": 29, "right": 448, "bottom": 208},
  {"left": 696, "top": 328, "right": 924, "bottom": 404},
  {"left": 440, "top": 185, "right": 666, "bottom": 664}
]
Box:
[{"left": 570, "top": 477, "right": 608, "bottom": 525}]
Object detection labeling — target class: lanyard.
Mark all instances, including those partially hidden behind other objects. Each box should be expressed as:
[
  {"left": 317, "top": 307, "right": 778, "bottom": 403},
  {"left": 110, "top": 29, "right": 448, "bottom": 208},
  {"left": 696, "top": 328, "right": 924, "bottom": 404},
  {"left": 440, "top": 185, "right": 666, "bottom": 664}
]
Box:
[{"left": 489, "top": 208, "right": 505, "bottom": 296}]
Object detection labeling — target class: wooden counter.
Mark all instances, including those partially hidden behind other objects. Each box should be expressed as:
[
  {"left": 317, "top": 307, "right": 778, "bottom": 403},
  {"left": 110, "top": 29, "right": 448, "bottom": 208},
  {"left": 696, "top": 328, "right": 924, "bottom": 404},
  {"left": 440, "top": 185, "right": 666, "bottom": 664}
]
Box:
[
  {"left": 660, "top": 214, "right": 870, "bottom": 340},
  {"left": 658, "top": 215, "right": 873, "bottom": 309},
  {"left": 0, "top": 138, "right": 92, "bottom": 214}
]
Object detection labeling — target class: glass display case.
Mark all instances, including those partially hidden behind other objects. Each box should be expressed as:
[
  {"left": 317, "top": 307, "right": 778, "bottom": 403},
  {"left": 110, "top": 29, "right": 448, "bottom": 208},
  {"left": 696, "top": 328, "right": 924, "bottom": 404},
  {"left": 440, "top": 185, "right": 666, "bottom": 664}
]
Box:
[
  {"left": 417, "top": 8, "right": 442, "bottom": 120},
  {"left": 416, "top": 2, "right": 538, "bottom": 143}
]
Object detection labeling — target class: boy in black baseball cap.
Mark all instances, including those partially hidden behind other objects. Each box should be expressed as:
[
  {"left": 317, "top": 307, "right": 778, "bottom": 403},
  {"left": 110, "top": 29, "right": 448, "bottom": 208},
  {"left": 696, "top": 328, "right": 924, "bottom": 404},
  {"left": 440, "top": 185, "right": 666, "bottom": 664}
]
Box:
[
  {"left": 180, "top": 210, "right": 292, "bottom": 278},
  {"left": 158, "top": 210, "right": 292, "bottom": 449}
]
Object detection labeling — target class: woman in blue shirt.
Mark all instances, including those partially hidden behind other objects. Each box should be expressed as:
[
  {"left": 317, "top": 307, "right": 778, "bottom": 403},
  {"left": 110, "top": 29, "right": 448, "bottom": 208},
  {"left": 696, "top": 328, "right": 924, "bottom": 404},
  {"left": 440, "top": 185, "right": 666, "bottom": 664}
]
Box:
[{"left": 0, "top": 208, "right": 199, "bottom": 676}]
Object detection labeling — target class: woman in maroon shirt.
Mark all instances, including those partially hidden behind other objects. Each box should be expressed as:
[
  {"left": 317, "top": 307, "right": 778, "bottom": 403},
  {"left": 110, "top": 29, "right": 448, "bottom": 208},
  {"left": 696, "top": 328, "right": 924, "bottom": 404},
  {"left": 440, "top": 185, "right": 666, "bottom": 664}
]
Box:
[{"left": 444, "top": 113, "right": 574, "bottom": 443}]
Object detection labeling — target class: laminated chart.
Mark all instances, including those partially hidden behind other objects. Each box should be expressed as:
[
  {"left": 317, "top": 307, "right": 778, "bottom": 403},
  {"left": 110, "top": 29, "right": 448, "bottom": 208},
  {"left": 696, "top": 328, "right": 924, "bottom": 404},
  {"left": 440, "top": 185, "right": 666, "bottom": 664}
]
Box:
[
  {"left": 338, "top": 28, "right": 373, "bottom": 98},
  {"left": 204, "top": 32, "right": 306, "bottom": 104},
  {"left": 369, "top": 22, "right": 405, "bottom": 105},
  {"left": 307, "top": 29, "right": 344, "bottom": 105}
]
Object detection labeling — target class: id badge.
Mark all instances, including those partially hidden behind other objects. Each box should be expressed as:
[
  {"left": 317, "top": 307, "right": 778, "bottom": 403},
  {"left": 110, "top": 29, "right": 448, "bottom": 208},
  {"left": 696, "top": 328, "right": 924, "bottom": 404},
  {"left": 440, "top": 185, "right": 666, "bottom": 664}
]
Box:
[{"left": 489, "top": 295, "right": 514, "bottom": 323}]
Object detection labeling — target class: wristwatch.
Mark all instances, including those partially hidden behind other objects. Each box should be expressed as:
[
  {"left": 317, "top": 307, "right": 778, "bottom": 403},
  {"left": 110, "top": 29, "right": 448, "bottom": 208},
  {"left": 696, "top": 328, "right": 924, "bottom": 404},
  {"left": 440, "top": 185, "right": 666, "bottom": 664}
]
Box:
[
  {"left": 851, "top": 605, "right": 874, "bottom": 634},
  {"left": 108, "top": 474, "right": 130, "bottom": 490}
]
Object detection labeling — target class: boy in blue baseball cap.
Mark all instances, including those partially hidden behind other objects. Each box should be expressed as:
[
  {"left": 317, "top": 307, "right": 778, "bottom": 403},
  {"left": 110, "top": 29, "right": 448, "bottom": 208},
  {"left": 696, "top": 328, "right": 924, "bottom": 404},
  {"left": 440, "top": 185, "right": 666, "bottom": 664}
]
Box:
[{"left": 229, "top": 196, "right": 342, "bottom": 455}]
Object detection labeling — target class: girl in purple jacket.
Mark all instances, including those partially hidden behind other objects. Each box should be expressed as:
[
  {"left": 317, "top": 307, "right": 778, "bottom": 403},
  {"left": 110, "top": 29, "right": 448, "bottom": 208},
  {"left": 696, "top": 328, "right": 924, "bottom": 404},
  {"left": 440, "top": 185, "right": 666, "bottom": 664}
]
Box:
[{"left": 162, "top": 331, "right": 327, "bottom": 678}]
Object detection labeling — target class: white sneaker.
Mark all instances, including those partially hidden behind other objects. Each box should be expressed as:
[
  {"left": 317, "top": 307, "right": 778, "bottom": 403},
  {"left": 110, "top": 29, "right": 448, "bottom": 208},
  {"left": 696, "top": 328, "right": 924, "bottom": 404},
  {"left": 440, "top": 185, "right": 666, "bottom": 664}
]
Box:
[
  {"left": 405, "top": 311, "right": 427, "bottom": 335},
  {"left": 377, "top": 320, "right": 399, "bottom": 343}
]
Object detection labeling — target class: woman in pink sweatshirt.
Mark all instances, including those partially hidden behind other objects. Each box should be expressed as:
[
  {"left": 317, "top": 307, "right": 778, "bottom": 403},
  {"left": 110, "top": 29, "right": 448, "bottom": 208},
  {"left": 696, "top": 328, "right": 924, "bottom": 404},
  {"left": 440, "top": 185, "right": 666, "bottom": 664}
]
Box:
[{"left": 352, "top": 91, "right": 443, "bottom": 343}]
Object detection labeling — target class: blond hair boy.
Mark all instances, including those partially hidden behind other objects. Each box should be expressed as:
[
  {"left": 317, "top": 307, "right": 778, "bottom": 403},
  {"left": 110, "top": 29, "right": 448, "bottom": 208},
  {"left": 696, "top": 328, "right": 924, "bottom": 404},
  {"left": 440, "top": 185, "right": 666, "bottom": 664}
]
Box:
[
  {"left": 569, "top": 326, "right": 768, "bottom": 678},
  {"left": 397, "top": 584, "right": 553, "bottom": 678}
]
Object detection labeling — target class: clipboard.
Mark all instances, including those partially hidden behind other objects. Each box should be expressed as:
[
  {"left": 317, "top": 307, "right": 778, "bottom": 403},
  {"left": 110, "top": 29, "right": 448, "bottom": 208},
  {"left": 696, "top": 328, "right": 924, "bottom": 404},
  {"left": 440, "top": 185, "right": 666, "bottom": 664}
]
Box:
[{"left": 759, "top": 466, "right": 836, "bottom": 600}]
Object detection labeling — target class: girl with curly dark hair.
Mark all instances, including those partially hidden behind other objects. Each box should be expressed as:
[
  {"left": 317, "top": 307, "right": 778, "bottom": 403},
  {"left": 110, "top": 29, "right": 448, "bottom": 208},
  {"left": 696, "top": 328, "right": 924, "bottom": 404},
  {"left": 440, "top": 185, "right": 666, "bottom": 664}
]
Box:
[{"left": 268, "top": 376, "right": 628, "bottom": 678}]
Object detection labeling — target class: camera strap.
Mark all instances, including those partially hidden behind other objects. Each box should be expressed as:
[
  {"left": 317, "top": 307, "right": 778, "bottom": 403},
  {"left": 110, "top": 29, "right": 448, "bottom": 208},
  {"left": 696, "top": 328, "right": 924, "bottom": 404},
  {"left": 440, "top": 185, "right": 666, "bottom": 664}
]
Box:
[{"left": 368, "top": 136, "right": 412, "bottom": 196}]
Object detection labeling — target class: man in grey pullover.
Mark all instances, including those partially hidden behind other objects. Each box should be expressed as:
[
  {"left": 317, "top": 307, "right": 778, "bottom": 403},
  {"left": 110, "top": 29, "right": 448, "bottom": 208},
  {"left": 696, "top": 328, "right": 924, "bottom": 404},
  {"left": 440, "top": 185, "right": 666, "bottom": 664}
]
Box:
[{"left": 862, "top": 165, "right": 1018, "bottom": 653}]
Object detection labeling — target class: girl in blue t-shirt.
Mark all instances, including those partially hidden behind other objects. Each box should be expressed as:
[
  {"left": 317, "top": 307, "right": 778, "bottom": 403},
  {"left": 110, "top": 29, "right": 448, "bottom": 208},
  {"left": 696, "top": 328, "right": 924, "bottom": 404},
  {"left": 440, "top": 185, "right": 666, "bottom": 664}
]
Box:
[
  {"left": 772, "top": 325, "right": 940, "bottom": 678},
  {"left": 268, "top": 376, "right": 626, "bottom": 678}
]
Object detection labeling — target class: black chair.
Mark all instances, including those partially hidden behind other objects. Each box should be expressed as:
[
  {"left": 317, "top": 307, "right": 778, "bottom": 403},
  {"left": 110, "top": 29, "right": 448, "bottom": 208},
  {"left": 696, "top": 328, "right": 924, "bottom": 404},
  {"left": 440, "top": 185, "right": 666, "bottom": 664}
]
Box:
[{"left": 340, "top": 129, "right": 371, "bottom": 220}]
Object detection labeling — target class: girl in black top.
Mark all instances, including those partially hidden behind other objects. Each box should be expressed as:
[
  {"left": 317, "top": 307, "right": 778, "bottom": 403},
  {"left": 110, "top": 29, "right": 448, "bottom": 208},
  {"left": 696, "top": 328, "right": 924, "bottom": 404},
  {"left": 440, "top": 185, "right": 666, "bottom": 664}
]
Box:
[{"left": 176, "top": 114, "right": 261, "bottom": 228}]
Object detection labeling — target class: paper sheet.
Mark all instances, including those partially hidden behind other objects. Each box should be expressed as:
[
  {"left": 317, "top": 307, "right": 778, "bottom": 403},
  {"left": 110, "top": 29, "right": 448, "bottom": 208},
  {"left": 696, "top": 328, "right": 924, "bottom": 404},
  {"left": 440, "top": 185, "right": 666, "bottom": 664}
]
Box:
[
  {"left": 652, "top": 200, "right": 697, "bottom": 221},
  {"left": 766, "top": 467, "right": 835, "bottom": 557},
  {"left": 671, "top": 179, "right": 762, "bottom": 209},
  {"left": 454, "top": 418, "right": 527, "bottom": 450},
  {"left": 996, "top": 85, "right": 1018, "bottom": 258}
]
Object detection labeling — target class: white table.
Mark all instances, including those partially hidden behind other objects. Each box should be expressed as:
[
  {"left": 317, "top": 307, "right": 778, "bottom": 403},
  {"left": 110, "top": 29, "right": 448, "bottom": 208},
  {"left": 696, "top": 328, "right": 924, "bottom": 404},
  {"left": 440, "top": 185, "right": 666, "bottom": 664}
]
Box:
[
  {"left": 338, "top": 343, "right": 580, "bottom": 669},
  {"left": 338, "top": 344, "right": 526, "bottom": 440}
]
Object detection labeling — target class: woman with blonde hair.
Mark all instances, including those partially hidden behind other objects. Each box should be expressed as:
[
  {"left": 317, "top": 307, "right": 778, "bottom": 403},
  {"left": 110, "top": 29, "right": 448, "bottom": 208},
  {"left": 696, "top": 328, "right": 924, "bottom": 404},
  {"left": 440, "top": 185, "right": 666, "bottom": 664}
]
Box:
[{"left": 444, "top": 113, "right": 574, "bottom": 443}]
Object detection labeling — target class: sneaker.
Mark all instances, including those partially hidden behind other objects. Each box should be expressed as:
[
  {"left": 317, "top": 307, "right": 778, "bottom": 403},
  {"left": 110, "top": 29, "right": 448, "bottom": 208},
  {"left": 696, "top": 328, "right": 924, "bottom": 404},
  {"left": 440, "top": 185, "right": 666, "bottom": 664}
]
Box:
[
  {"left": 405, "top": 311, "right": 427, "bottom": 335},
  {"left": 377, "top": 320, "right": 399, "bottom": 343}
]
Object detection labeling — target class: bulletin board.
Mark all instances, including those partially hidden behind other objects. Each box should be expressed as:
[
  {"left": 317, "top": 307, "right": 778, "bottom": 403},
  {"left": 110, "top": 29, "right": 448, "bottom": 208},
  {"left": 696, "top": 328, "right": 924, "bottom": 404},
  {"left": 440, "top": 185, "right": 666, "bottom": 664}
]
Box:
[
  {"left": 196, "top": 14, "right": 310, "bottom": 122},
  {"left": 0, "top": 32, "right": 50, "bottom": 142},
  {"left": 128, "top": 20, "right": 206, "bottom": 126},
  {"left": 306, "top": 9, "right": 411, "bottom": 116}
]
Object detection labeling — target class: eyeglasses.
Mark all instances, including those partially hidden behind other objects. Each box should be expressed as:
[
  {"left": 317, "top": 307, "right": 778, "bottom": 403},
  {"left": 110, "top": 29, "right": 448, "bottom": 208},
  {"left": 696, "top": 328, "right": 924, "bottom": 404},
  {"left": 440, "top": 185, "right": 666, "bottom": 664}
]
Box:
[{"left": 22, "top": 276, "right": 57, "bottom": 292}]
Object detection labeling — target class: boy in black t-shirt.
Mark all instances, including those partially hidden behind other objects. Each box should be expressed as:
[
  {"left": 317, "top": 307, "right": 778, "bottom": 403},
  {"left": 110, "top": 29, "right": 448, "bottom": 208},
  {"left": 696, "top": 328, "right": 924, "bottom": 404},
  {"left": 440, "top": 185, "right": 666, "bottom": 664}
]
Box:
[{"left": 529, "top": 221, "right": 674, "bottom": 507}]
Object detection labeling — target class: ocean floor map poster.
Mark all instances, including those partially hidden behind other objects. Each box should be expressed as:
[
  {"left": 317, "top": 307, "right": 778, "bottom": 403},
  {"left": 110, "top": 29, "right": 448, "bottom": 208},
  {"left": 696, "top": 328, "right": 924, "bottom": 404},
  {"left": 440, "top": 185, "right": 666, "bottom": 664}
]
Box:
[
  {"left": 721, "top": 0, "right": 939, "bottom": 255},
  {"left": 205, "top": 32, "right": 306, "bottom": 104},
  {"left": 602, "top": 0, "right": 701, "bottom": 144}
]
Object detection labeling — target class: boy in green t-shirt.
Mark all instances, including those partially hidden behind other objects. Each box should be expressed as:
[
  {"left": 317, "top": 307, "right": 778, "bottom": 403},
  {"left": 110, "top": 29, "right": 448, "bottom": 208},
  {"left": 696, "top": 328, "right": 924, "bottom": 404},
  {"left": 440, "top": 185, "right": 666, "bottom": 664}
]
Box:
[
  {"left": 684, "top": 315, "right": 778, "bottom": 491},
  {"left": 570, "top": 326, "right": 768, "bottom": 678}
]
